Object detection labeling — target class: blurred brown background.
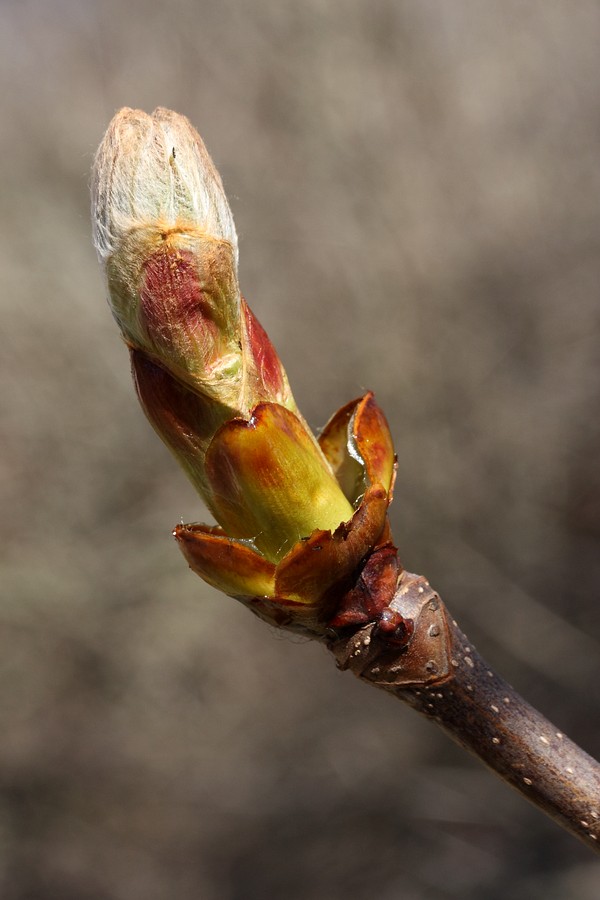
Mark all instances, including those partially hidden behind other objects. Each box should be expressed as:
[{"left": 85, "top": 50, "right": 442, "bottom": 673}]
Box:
[{"left": 2, "top": 1, "right": 600, "bottom": 897}]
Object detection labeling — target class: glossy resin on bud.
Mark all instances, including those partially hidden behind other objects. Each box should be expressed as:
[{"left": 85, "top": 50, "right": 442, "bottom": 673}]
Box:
[
  {"left": 176, "top": 392, "right": 399, "bottom": 633},
  {"left": 93, "top": 107, "right": 401, "bottom": 635}
]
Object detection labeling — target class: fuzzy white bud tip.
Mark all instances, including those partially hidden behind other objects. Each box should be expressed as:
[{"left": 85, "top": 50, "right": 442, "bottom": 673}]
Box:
[{"left": 91, "top": 107, "right": 237, "bottom": 263}]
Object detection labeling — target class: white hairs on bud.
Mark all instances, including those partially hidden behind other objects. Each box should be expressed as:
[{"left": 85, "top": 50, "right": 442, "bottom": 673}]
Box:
[{"left": 92, "top": 107, "right": 238, "bottom": 264}]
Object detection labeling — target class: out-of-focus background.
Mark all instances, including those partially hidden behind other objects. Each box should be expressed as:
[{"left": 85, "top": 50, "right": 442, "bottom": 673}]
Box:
[{"left": 1, "top": 2, "right": 600, "bottom": 897}]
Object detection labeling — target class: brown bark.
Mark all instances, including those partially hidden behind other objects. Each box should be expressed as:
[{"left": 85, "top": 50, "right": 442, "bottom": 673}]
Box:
[{"left": 328, "top": 570, "right": 600, "bottom": 853}]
